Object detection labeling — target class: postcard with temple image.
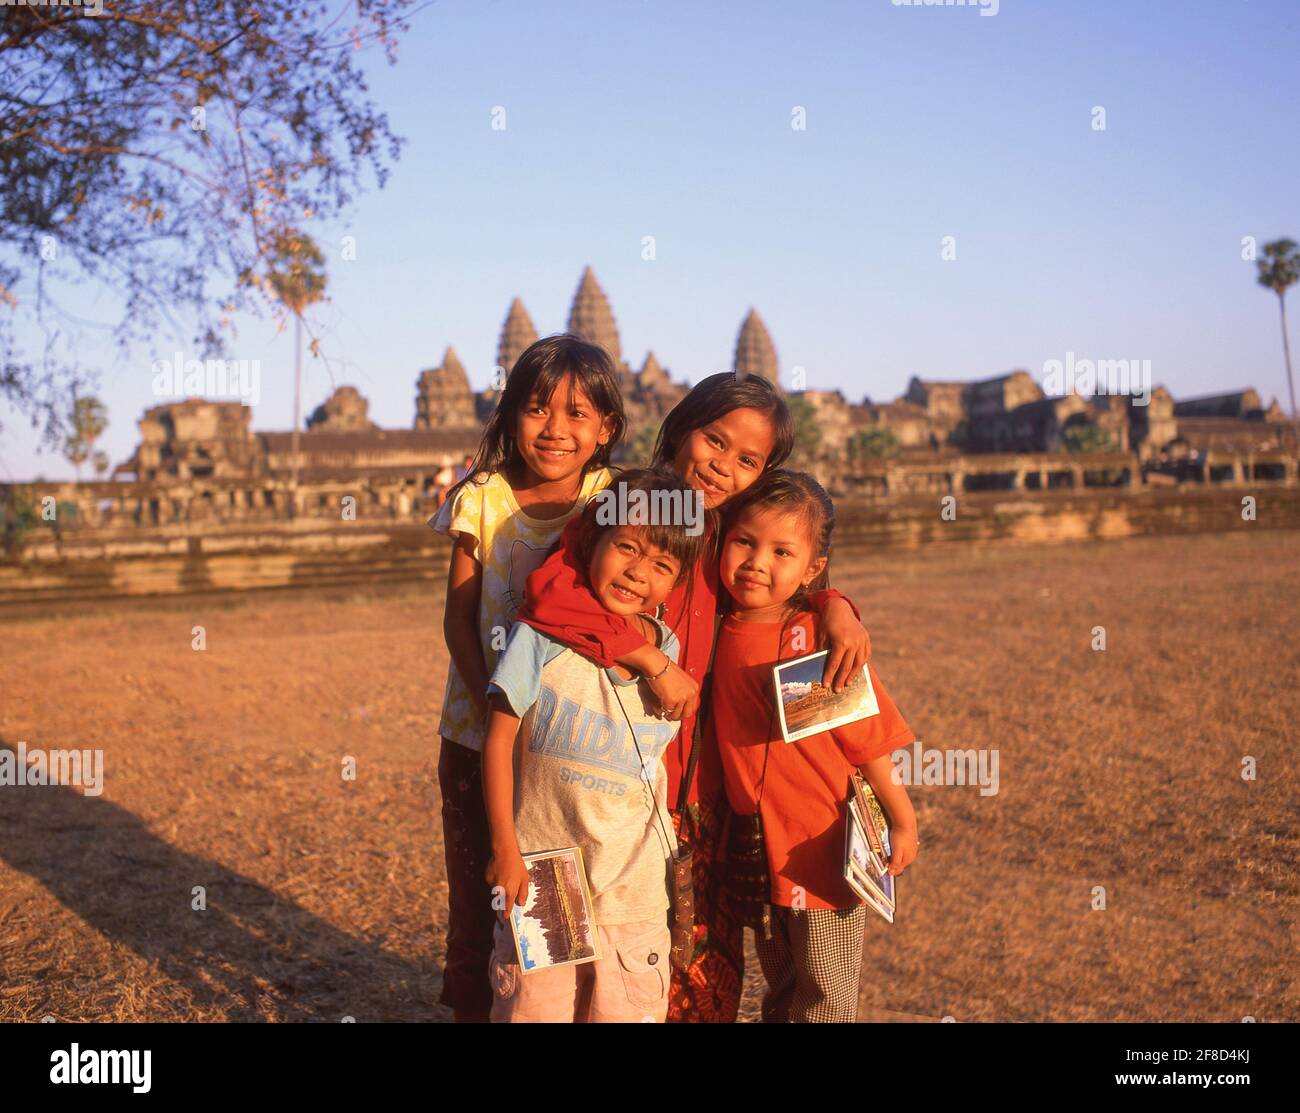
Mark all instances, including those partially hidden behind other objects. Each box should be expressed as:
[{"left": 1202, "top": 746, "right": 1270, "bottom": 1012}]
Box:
[
  {"left": 773, "top": 650, "right": 880, "bottom": 744},
  {"left": 509, "top": 847, "right": 600, "bottom": 974}
]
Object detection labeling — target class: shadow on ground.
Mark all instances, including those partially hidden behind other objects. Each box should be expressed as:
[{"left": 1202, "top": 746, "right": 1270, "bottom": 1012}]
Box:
[{"left": 0, "top": 739, "right": 439, "bottom": 1021}]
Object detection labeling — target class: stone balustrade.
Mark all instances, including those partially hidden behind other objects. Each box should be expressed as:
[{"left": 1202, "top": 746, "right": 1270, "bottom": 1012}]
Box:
[
  {"left": 3, "top": 447, "right": 1297, "bottom": 550},
  {"left": 1, "top": 471, "right": 444, "bottom": 542},
  {"left": 837, "top": 448, "right": 1298, "bottom": 498}
]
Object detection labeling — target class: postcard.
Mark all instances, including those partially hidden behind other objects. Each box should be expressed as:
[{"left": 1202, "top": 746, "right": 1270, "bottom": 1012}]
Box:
[
  {"left": 509, "top": 847, "right": 600, "bottom": 974},
  {"left": 850, "top": 772, "right": 888, "bottom": 867},
  {"left": 773, "top": 650, "right": 880, "bottom": 744},
  {"left": 846, "top": 865, "right": 896, "bottom": 925},
  {"left": 856, "top": 852, "right": 895, "bottom": 911},
  {"left": 845, "top": 795, "right": 876, "bottom": 879},
  {"left": 846, "top": 797, "right": 897, "bottom": 920},
  {"left": 848, "top": 796, "right": 887, "bottom": 879}
]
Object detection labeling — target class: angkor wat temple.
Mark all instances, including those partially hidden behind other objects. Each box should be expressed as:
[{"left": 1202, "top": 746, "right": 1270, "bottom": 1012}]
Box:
[
  {"left": 114, "top": 266, "right": 693, "bottom": 488},
  {"left": 114, "top": 265, "right": 1292, "bottom": 494},
  {"left": 5, "top": 265, "right": 1292, "bottom": 543}
]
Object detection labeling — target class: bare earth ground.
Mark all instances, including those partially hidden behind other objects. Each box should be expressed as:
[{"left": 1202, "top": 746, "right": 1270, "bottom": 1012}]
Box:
[{"left": 1, "top": 530, "right": 1297, "bottom": 1023}]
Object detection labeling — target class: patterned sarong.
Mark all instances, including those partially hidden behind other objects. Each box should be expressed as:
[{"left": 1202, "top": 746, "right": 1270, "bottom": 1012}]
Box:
[{"left": 667, "top": 791, "right": 744, "bottom": 1023}]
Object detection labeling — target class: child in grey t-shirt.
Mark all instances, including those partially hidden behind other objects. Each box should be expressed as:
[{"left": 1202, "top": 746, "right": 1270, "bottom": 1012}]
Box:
[{"left": 480, "top": 467, "right": 705, "bottom": 1023}]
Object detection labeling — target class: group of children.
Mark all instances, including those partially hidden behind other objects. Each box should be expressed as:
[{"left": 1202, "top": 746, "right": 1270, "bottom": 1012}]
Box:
[{"left": 432, "top": 333, "right": 919, "bottom": 1024}]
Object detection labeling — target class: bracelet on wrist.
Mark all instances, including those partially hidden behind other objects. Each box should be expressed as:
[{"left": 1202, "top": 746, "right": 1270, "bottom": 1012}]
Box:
[{"left": 645, "top": 654, "right": 671, "bottom": 682}]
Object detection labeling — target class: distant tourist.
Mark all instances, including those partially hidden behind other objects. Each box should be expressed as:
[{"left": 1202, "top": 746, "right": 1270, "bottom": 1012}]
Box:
[
  {"left": 433, "top": 463, "right": 456, "bottom": 509},
  {"left": 428, "top": 334, "right": 625, "bottom": 1022}
]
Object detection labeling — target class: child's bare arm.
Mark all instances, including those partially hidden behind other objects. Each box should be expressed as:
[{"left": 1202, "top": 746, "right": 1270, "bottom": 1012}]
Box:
[
  {"left": 817, "top": 596, "right": 871, "bottom": 692},
  {"left": 633, "top": 623, "right": 697, "bottom": 720},
  {"left": 443, "top": 533, "right": 490, "bottom": 718},
  {"left": 617, "top": 641, "right": 698, "bottom": 721},
  {"left": 860, "top": 752, "right": 919, "bottom": 877},
  {"left": 482, "top": 695, "right": 529, "bottom": 917}
]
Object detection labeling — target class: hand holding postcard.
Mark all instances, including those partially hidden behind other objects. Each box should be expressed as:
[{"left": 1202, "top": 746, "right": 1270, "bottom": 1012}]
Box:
[
  {"left": 509, "top": 847, "right": 600, "bottom": 973},
  {"left": 773, "top": 650, "right": 880, "bottom": 744}
]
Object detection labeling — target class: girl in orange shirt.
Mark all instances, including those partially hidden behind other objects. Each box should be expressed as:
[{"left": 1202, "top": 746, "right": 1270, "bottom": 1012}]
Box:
[{"left": 709, "top": 469, "right": 920, "bottom": 1022}]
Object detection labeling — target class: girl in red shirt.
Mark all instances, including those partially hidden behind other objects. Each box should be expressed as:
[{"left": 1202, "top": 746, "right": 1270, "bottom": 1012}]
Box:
[
  {"left": 710, "top": 469, "right": 919, "bottom": 1022},
  {"left": 517, "top": 372, "right": 873, "bottom": 1022}
]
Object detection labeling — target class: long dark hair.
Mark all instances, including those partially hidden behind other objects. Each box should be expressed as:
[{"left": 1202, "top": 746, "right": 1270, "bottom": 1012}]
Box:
[
  {"left": 651, "top": 371, "right": 794, "bottom": 475},
  {"left": 725, "top": 468, "right": 835, "bottom": 613},
  {"left": 448, "top": 334, "right": 626, "bottom": 505}
]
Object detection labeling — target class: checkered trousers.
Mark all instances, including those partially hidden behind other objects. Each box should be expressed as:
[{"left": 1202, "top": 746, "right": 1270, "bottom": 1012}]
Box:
[{"left": 754, "top": 904, "right": 868, "bottom": 1023}]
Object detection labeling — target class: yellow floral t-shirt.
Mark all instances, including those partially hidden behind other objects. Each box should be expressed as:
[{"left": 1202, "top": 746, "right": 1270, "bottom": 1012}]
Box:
[{"left": 430, "top": 466, "right": 613, "bottom": 752}]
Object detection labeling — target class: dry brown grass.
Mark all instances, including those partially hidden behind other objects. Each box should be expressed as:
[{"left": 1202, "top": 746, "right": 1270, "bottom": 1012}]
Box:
[{"left": 1, "top": 529, "right": 1296, "bottom": 1022}]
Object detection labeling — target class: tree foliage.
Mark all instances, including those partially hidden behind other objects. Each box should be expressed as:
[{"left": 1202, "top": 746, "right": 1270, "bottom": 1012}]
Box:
[
  {"left": 0, "top": 489, "right": 40, "bottom": 555},
  {"left": 847, "top": 427, "right": 900, "bottom": 460},
  {"left": 62, "top": 394, "right": 108, "bottom": 478},
  {"left": 1256, "top": 237, "right": 1299, "bottom": 438},
  {"left": 1062, "top": 423, "right": 1115, "bottom": 454},
  {"left": 1257, "top": 238, "right": 1299, "bottom": 299},
  {"left": 787, "top": 395, "right": 822, "bottom": 467},
  {"left": 0, "top": 0, "right": 415, "bottom": 444},
  {"left": 621, "top": 421, "right": 661, "bottom": 467},
  {"left": 265, "top": 230, "right": 329, "bottom": 318}
]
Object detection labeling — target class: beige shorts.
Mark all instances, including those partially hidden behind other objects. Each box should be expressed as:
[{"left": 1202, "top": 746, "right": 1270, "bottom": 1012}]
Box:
[{"left": 488, "top": 915, "right": 672, "bottom": 1023}]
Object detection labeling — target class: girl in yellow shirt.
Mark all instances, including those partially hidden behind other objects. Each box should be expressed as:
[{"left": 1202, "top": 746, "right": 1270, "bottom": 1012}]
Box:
[{"left": 429, "top": 333, "right": 624, "bottom": 1021}]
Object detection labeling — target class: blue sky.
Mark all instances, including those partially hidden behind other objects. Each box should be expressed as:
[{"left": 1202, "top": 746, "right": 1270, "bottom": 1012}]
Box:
[{"left": 3, "top": 0, "right": 1298, "bottom": 480}]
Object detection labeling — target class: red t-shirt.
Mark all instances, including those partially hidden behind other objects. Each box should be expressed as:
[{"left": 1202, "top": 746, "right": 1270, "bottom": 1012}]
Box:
[
  {"left": 709, "top": 610, "right": 914, "bottom": 910},
  {"left": 517, "top": 517, "right": 863, "bottom": 809}
]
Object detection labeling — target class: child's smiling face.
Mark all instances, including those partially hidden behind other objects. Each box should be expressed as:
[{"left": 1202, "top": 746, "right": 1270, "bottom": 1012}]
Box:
[
  {"left": 587, "top": 526, "right": 683, "bottom": 616},
  {"left": 672, "top": 407, "right": 776, "bottom": 510},
  {"left": 514, "top": 373, "right": 613, "bottom": 484},
  {"left": 720, "top": 504, "right": 827, "bottom": 619}
]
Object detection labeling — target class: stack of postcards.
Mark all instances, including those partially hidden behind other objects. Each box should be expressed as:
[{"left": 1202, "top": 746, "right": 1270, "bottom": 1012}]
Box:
[{"left": 843, "top": 773, "right": 897, "bottom": 923}]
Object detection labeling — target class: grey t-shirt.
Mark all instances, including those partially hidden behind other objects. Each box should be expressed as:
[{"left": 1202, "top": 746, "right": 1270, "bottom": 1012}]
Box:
[{"left": 488, "top": 618, "right": 681, "bottom": 926}]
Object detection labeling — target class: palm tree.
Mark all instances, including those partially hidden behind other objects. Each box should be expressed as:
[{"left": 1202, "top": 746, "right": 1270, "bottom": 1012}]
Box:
[
  {"left": 266, "top": 231, "right": 328, "bottom": 505},
  {"left": 1256, "top": 238, "right": 1299, "bottom": 447},
  {"left": 62, "top": 395, "right": 108, "bottom": 482}
]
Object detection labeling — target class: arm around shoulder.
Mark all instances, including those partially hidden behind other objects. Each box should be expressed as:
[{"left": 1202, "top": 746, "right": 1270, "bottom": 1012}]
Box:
[{"left": 813, "top": 591, "right": 871, "bottom": 692}]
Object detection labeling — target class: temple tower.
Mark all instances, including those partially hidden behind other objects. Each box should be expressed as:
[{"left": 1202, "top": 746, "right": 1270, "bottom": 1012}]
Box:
[
  {"left": 479, "top": 297, "right": 539, "bottom": 420},
  {"left": 733, "top": 308, "right": 779, "bottom": 387},
  {"left": 637, "top": 351, "right": 668, "bottom": 392},
  {"left": 496, "top": 297, "right": 539, "bottom": 378},
  {"left": 566, "top": 266, "right": 622, "bottom": 365},
  {"left": 415, "top": 346, "right": 477, "bottom": 428},
  {"left": 307, "top": 386, "right": 377, "bottom": 432}
]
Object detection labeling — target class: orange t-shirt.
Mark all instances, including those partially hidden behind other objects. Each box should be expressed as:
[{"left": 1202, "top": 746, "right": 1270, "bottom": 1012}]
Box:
[{"left": 708, "top": 610, "right": 915, "bottom": 911}]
